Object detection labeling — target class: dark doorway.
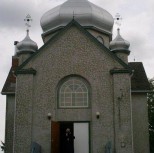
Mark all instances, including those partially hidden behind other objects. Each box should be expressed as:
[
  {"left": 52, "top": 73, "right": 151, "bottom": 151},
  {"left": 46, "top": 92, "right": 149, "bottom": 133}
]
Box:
[
  {"left": 60, "top": 122, "right": 74, "bottom": 153},
  {"left": 51, "top": 122, "right": 89, "bottom": 153}
]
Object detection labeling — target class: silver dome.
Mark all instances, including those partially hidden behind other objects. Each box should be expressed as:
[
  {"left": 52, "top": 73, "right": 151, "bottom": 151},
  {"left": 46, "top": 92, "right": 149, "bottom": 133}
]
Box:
[
  {"left": 40, "top": 0, "right": 114, "bottom": 36},
  {"left": 17, "top": 30, "right": 38, "bottom": 54},
  {"left": 110, "top": 28, "right": 130, "bottom": 52}
]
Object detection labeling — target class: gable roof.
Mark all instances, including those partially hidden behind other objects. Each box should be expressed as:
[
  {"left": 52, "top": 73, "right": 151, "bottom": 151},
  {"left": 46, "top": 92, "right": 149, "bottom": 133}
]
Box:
[
  {"left": 15, "top": 19, "right": 132, "bottom": 74},
  {"left": 129, "top": 62, "right": 150, "bottom": 92},
  {"left": 1, "top": 57, "right": 18, "bottom": 95}
]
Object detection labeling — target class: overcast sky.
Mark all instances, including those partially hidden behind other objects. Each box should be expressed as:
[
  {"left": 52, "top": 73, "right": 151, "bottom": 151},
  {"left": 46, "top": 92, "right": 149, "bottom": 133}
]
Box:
[{"left": 0, "top": 0, "right": 154, "bottom": 151}]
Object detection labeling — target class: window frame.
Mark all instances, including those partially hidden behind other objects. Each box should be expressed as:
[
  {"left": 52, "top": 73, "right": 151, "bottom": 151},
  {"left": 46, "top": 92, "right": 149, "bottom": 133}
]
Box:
[{"left": 57, "top": 76, "right": 90, "bottom": 109}]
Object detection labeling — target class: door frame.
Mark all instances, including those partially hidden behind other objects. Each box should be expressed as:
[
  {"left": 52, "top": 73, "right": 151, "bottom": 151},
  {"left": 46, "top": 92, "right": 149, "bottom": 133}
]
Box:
[{"left": 51, "top": 121, "right": 91, "bottom": 153}]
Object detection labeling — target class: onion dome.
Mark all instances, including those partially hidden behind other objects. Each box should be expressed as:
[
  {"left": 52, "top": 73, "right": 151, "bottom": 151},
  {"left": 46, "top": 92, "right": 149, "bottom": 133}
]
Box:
[
  {"left": 110, "top": 28, "right": 130, "bottom": 53},
  {"left": 40, "top": 0, "right": 114, "bottom": 36},
  {"left": 17, "top": 30, "right": 38, "bottom": 54}
]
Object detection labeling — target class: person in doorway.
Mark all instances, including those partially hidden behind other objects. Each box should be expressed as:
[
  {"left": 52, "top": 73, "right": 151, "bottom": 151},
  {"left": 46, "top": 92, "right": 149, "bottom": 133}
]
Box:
[{"left": 64, "top": 128, "right": 75, "bottom": 153}]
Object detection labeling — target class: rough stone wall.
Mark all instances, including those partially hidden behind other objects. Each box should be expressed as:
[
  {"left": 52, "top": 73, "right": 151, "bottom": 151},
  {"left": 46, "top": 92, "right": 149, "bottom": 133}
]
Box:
[
  {"left": 18, "top": 54, "right": 31, "bottom": 65},
  {"left": 43, "top": 31, "right": 60, "bottom": 43},
  {"left": 131, "top": 93, "right": 150, "bottom": 153},
  {"left": 87, "top": 29, "right": 110, "bottom": 48},
  {"left": 31, "top": 26, "right": 118, "bottom": 153},
  {"left": 115, "top": 52, "right": 129, "bottom": 64},
  {"left": 112, "top": 74, "right": 133, "bottom": 153},
  {"left": 14, "top": 75, "right": 33, "bottom": 153},
  {"left": 43, "top": 28, "right": 111, "bottom": 48},
  {"left": 15, "top": 26, "right": 130, "bottom": 153},
  {"left": 5, "top": 95, "right": 15, "bottom": 153}
]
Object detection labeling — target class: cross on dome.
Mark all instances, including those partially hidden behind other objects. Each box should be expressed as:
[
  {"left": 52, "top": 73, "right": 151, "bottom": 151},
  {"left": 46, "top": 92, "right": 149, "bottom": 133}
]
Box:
[
  {"left": 114, "top": 13, "right": 122, "bottom": 27},
  {"left": 109, "top": 28, "right": 130, "bottom": 53},
  {"left": 24, "top": 14, "right": 32, "bottom": 31},
  {"left": 16, "top": 15, "right": 38, "bottom": 54}
]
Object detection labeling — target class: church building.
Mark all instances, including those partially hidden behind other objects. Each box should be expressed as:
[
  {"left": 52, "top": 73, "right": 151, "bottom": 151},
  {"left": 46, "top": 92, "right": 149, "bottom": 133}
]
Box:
[{"left": 1, "top": 0, "right": 150, "bottom": 153}]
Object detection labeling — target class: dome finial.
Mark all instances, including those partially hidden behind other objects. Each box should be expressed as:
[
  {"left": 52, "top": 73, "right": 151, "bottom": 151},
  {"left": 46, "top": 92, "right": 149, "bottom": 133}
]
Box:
[
  {"left": 24, "top": 14, "right": 32, "bottom": 38},
  {"left": 26, "top": 29, "right": 29, "bottom": 36},
  {"left": 110, "top": 27, "right": 130, "bottom": 53},
  {"left": 16, "top": 15, "right": 38, "bottom": 54},
  {"left": 117, "top": 28, "right": 120, "bottom": 35}
]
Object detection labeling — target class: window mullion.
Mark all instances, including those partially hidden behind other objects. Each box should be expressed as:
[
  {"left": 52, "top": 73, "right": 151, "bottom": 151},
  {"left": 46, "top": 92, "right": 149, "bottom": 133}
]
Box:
[{"left": 59, "top": 78, "right": 89, "bottom": 108}]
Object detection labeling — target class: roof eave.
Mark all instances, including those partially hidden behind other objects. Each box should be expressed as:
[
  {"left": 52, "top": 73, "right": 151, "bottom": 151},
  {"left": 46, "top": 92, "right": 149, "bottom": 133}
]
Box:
[
  {"left": 131, "top": 90, "right": 153, "bottom": 93},
  {"left": 1, "top": 92, "right": 15, "bottom": 95}
]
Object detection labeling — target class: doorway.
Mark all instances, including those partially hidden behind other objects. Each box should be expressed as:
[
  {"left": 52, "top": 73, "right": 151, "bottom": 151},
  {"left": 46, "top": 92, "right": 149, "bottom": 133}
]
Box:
[{"left": 51, "top": 122, "right": 89, "bottom": 153}]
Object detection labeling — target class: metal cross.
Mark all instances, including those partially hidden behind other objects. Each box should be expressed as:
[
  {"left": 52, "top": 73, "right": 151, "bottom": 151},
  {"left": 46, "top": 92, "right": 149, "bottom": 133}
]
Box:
[
  {"left": 24, "top": 14, "right": 32, "bottom": 30},
  {"left": 114, "top": 13, "right": 122, "bottom": 27}
]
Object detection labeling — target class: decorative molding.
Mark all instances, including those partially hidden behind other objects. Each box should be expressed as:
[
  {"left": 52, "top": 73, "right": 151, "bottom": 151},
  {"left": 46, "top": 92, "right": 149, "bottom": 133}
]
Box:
[
  {"left": 15, "top": 68, "right": 36, "bottom": 75},
  {"left": 111, "top": 49, "right": 130, "bottom": 55},
  {"left": 131, "top": 90, "right": 153, "bottom": 93},
  {"left": 1, "top": 92, "right": 15, "bottom": 95},
  {"left": 110, "top": 69, "right": 132, "bottom": 75}
]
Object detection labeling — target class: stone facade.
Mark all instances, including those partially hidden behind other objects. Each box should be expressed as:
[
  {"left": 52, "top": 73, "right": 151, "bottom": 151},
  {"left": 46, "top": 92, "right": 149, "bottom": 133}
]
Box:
[
  {"left": 13, "top": 25, "right": 133, "bottom": 153},
  {"left": 132, "top": 93, "right": 150, "bottom": 153},
  {"left": 14, "top": 75, "right": 33, "bottom": 153},
  {"left": 2, "top": 21, "right": 150, "bottom": 153},
  {"left": 5, "top": 95, "right": 15, "bottom": 153}
]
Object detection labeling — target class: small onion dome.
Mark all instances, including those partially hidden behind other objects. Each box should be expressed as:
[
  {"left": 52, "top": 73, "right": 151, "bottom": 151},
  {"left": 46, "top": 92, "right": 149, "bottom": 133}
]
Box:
[
  {"left": 40, "top": 0, "right": 114, "bottom": 36},
  {"left": 110, "top": 28, "right": 130, "bottom": 54},
  {"left": 17, "top": 30, "right": 38, "bottom": 54}
]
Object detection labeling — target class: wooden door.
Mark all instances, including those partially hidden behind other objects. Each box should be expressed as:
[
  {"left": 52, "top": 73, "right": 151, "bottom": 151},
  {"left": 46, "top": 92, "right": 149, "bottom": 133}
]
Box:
[{"left": 51, "top": 121, "right": 60, "bottom": 153}]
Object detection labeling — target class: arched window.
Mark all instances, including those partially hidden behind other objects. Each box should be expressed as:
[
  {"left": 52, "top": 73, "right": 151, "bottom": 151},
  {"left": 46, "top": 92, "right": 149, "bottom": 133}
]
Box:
[{"left": 58, "top": 77, "right": 89, "bottom": 108}]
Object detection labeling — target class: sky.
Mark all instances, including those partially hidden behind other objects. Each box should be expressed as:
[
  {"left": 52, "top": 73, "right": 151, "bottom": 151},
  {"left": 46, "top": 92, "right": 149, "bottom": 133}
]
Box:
[{"left": 0, "top": 0, "right": 154, "bottom": 151}]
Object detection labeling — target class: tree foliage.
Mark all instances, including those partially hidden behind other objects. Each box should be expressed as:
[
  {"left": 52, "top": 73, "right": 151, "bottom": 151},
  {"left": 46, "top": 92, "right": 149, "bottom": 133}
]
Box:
[
  {"left": 0, "top": 141, "right": 5, "bottom": 151},
  {"left": 148, "top": 79, "right": 154, "bottom": 153}
]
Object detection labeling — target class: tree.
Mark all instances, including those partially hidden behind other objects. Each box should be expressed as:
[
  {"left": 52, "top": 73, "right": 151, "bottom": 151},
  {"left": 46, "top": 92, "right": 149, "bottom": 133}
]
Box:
[
  {"left": 0, "top": 141, "right": 5, "bottom": 151},
  {"left": 148, "top": 79, "right": 154, "bottom": 153}
]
